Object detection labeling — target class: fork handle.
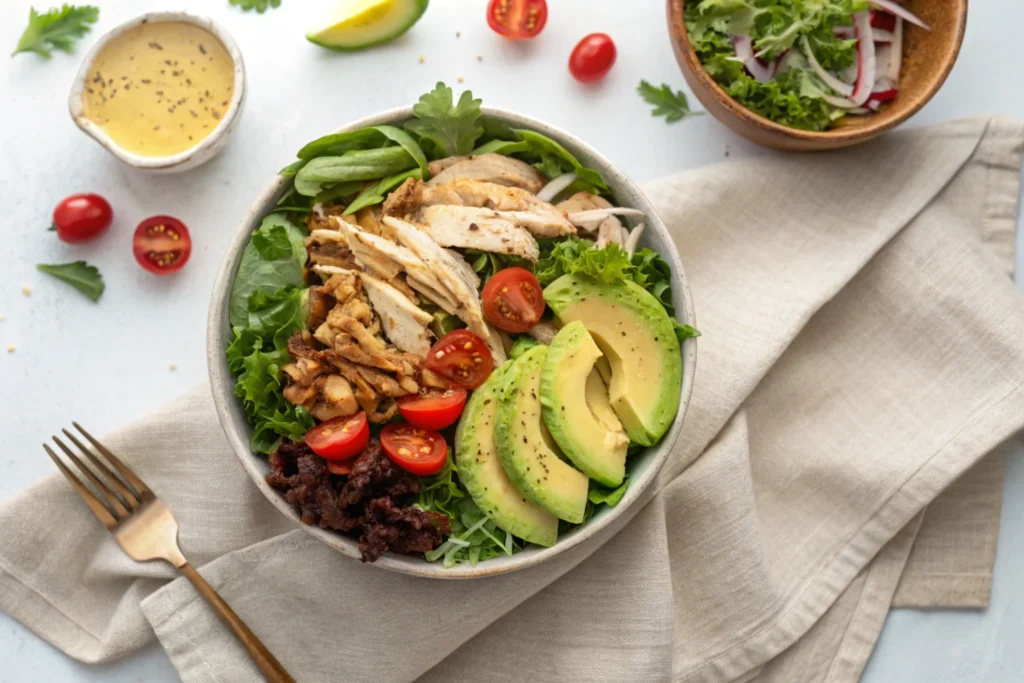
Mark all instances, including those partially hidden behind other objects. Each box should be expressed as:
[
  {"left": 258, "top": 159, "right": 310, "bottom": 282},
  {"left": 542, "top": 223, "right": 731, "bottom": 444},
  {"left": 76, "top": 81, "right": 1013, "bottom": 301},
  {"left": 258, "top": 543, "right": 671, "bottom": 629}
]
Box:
[{"left": 179, "top": 563, "right": 296, "bottom": 683}]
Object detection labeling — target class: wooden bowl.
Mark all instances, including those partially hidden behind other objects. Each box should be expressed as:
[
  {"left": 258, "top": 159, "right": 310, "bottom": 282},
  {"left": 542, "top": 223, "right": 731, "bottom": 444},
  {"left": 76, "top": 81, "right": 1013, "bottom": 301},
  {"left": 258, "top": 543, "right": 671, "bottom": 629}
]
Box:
[{"left": 667, "top": 0, "right": 968, "bottom": 151}]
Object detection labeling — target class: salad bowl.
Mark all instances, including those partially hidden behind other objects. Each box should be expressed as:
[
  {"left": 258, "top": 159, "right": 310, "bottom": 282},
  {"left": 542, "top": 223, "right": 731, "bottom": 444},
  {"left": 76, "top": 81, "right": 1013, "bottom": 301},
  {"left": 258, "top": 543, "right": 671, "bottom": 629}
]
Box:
[
  {"left": 207, "top": 105, "right": 697, "bottom": 579},
  {"left": 668, "top": 0, "right": 968, "bottom": 151}
]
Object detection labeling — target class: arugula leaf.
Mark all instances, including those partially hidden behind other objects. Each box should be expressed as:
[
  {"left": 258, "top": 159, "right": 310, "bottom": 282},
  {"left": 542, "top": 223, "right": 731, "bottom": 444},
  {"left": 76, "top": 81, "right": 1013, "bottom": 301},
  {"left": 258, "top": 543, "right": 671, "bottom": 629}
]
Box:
[
  {"left": 13, "top": 5, "right": 99, "bottom": 58},
  {"left": 36, "top": 261, "right": 104, "bottom": 301},
  {"left": 416, "top": 455, "right": 523, "bottom": 567},
  {"left": 229, "top": 0, "right": 281, "bottom": 13},
  {"left": 638, "top": 80, "right": 702, "bottom": 123},
  {"left": 588, "top": 479, "right": 629, "bottom": 507},
  {"left": 294, "top": 146, "right": 416, "bottom": 196},
  {"left": 228, "top": 214, "right": 307, "bottom": 328},
  {"left": 404, "top": 82, "right": 484, "bottom": 158},
  {"left": 343, "top": 168, "right": 423, "bottom": 215}
]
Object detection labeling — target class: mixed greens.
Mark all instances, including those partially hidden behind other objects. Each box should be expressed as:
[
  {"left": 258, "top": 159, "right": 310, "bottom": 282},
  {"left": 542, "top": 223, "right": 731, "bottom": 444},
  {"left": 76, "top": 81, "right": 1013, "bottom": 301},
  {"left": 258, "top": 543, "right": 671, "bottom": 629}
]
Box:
[
  {"left": 686, "top": 0, "right": 929, "bottom": 130},
  {"left": 228, "top": 83, "right": 692, "bottom": 567}
]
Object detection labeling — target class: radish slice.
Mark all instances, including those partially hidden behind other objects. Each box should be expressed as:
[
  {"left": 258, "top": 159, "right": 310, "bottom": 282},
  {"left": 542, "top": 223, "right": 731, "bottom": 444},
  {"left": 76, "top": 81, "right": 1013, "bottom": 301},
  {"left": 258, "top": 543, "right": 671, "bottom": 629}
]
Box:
[
  {"left": 733, "top": 35, "right": 775, "bottom": 83},
  {"left": 870, "top": 9, "right": 897, "bottom": 31},
  {"left": 869, "top": 88, "right": 898, "bottom": 102},
  {"left": 624, "top": 222, "right": 645, "bottom": 256},
  {"left": 823, "top": 94, "right": 860, "bottom": 109},
  {"left": 870, "top": 0, "right": 930, "bottom": 30},
  {"left": 834, "top": 25, "right": 855, "bottom": 40},
  {"left": 536, "top": 173, "right": 576, "bottom": 203},
  {"left": 867, "top": 100, "right": 881, "bottom": 111},
  {"left": 886, "top": 17, "right": 903, "bottom": 82},
  {"left": 850, "top": 11, "right": 876, "bottom": 106},
  {"left": 875, "top": 43, "right": 892, "bottom": 81},
  {"left": 802, "top": 36, "right": 853, "bottom": 97},
  {"left": 873, "top": 29, "right": 895, "bottom": 43}
]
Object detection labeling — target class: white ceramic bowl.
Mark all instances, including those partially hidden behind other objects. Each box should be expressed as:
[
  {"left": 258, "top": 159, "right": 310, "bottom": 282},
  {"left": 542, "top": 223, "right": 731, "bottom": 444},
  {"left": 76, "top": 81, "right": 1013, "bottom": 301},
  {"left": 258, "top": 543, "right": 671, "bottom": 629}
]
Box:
[
  {"left": 69, "top": 12, "right": 246, "bottom": 174},
  {"left": 207, "top": 107, "right": 698, "bottom": 578}
]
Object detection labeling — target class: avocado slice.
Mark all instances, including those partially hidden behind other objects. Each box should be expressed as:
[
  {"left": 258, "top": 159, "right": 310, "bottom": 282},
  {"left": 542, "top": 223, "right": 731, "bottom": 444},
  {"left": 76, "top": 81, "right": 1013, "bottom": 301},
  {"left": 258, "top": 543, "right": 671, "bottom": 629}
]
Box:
[
  {"left": 454, "top": 363, "right": 559, "bottom": 547},
  {"left": 540, "top": 322, "right": 629, "bottom": 487},
  {"left": 544, "top": 275, "right": 682, "bottom": 446},
  {"left": 307, "top": 0, "right": 429, "bottom": 51},
  {"left": 494, "top": 346, "right": 589, "bottom": 524}
]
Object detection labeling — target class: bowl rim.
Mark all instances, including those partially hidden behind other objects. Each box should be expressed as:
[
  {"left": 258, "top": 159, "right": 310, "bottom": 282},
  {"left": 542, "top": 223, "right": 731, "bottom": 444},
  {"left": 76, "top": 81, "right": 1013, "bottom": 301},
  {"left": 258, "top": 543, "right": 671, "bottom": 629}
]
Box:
[
  {"left": 206, "top": 106, "right": 698, "bottom": 579},
  {"left": 666, "top": 0, "right": 968, "bottom": 143},
  {"left": 68, "top": 11, "right": 246, "bottom": 170}
]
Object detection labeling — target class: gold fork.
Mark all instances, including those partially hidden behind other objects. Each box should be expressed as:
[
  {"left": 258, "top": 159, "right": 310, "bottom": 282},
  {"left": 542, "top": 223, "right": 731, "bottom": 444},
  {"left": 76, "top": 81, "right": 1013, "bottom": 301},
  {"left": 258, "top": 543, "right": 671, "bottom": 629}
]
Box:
[{"left": 45, "top": 422, "right": 295, "bottom": 683}]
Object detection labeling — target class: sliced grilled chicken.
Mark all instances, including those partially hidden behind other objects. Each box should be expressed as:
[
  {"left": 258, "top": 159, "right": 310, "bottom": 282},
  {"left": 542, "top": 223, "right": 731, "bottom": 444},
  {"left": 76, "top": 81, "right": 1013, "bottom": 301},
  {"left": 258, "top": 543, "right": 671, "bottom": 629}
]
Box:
[
  {"left": 382, "top": 216, "right": 492, "bottom": 343},
  {"left": 557, "top": 190, "right": 624, "bottom": 242},
  {"left": 426, "top": 154, "right": 546, "bottom": 193},
  {"left": 358, "top": 272, "right": 433, "bottom": 358},
  {"left": 417, "top": 205, "right": 540, "bottom": 261},
  {"left": 427, "top": 155, "right": 469, "bottom": 177},
  {"left": 422, "top": 178, "right": 575, "bottom": 237}
]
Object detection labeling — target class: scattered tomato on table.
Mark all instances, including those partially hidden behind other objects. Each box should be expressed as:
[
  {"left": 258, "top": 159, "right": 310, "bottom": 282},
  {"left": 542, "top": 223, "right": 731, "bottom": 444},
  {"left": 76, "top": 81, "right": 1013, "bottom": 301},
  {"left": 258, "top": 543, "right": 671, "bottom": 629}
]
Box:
[
  {"left": 133, "top": 215, "right": 192, "bottom": 274},
  {"left": 569, "top": 33, "right": 617, "bottom": 82},
  {"left": 487, "top": 0, "right": 547, "bottom": 40},
  {"left": 380, "top": 423, "right": 449, "bottom": 476},
  {"left": 52, "top": 193, "right": 113, "bottom": 243}
]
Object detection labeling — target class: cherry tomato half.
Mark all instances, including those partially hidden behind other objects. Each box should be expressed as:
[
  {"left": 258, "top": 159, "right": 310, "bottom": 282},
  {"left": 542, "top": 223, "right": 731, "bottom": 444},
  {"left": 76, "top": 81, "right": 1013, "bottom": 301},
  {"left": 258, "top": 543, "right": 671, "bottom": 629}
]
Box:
[
  {"left": 52, "top": 193, "right": 113, "bottom": 243},
  {"left": 482, "top": 267, "right": 546, "bottom": 333},
  {"left": 398, "top": 388, "right": 468, "bottom": 431},
  {"left": 326, "top": 460, "right": 354, "bottom": 476},
  {"left": 423, "top": 330, "right": 495, "bottom": 390},
  {"left": 133, "top": 215, "right": 192, "bottom": 274},
  {"left": 487, "top": 0, "right": 547, "bottom": 40},
  {"left": 569, "top": 33, "right": 617, "bottom": 83},
  {"left": 380, "top": 423, "right": 448, "bottom": 476},
  {"left": 304, "top": 412, "right": 370, "bottom": 461}
]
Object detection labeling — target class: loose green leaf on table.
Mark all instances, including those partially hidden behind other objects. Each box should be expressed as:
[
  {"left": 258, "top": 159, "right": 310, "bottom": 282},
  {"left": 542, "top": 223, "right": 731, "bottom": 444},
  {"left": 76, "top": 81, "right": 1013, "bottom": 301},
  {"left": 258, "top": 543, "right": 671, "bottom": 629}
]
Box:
[
  {"left": 36, "top": 261, "right": 104, "bottom": 301},
  {"left": 229, "top": 0, "right": 281, "bottom": 13},
  {"left": 12, "top": 5, "right": 99, "bottom": 59},
  {"left": 638, "top": 80, "right": 702, "bottom": 123}
]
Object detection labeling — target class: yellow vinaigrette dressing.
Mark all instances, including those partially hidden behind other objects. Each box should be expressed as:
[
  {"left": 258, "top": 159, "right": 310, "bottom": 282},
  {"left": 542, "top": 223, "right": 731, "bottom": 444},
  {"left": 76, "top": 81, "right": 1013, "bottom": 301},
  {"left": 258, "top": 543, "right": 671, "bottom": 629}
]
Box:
[{"left": 81, "top": 22, "right": 234, "bottom": 158}]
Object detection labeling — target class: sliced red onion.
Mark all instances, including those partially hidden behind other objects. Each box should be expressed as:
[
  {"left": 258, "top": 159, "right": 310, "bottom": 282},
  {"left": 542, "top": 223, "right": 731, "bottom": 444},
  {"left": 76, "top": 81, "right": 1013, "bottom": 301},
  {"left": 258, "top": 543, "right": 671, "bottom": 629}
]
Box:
[
  {"left": 733, "top": 35, "right": 775, "bottom": 83},
  {"left": 875, "top": 44, "right": 892, "bottom": 81},
  {"left": 870, "top": 0, "right": 930, "bottom": 30},
  {"left": 802, "top": 36, "right": 853, "bottom": 97},
  {"left": 886, "top": 17, "right": 903, "bottom": 83},
  {"left": 624, "top": 222, "right": 646, "bottom": 256},
  {"left": 846, "top": 107, "right": 872, "bottom": 115},
  {"left": 834, "top": 25, "right": 855, "bottom": 40},
  {"left": 873, "top": 28, "right": 895, "bottom": 43},
  {"left": 536, "top": 173, "right": 576, "bottom": 203},
  {"left": 850, "top": 11, "right": 877, "bottom": 106},
  {"left": 823, "top": 94, "right": 860, "bottom": 109}
]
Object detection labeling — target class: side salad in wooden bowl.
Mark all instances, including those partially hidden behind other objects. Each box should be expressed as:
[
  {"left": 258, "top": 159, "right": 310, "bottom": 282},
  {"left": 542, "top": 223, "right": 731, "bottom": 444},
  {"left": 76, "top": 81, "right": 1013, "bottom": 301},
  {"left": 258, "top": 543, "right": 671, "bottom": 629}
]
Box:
[{"left": 208, "top": 83, "right": 697, "bottom": 577}]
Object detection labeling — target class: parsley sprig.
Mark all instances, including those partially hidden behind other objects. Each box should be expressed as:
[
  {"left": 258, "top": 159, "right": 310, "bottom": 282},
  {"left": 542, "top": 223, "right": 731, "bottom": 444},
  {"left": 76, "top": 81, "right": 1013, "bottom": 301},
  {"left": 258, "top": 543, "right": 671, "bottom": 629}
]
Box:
[
  {"left": 12, "top": 5, "right": 99, "bottom": 59},
  {"left": 229, "top": 0, "right": 282, "bottom": 14},
  {"left": 637, "top": 80, "right": 703, "bottom": 124}
]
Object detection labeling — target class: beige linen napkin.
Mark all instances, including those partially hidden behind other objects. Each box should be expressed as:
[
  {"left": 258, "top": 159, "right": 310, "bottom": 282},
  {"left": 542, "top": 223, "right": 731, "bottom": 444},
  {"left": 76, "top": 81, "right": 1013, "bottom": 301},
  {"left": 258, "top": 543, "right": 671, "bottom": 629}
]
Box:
[{"left": 2, "top": 117, "right": 1023, "bottom": 683}]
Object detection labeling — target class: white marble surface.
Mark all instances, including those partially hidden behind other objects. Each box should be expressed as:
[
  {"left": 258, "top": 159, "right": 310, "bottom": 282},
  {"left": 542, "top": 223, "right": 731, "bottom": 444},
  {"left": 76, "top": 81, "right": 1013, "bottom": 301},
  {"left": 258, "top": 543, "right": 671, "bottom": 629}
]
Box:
[{"left": 1, "top": 0, "right": 1021, "bottom": 681}]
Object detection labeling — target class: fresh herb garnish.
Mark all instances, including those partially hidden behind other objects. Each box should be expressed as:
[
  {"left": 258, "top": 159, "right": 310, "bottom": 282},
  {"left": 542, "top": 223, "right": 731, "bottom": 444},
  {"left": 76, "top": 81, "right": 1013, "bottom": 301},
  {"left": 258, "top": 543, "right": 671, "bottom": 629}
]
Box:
[
  {"left": 638, "top": 80, "right": 702, "bottom": 123},
  {"left": 404, "top": 82, "right": 485, "bottom": 158},
  {"left": 229, "top": 0, "right": 281, "bottom": 13},
  {"left": 12, "top": 5, "right": 99, "bottom": 59},
  {"left": 36, "top": 261, "right": 104, "bottom": 301}
]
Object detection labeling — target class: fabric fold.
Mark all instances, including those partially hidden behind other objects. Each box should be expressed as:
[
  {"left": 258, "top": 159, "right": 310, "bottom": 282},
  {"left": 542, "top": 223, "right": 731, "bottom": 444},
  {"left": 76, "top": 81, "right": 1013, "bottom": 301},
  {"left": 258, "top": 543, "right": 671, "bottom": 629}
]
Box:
[{"left": 1, "top": 117, "right": 1022, "bottom": 683}]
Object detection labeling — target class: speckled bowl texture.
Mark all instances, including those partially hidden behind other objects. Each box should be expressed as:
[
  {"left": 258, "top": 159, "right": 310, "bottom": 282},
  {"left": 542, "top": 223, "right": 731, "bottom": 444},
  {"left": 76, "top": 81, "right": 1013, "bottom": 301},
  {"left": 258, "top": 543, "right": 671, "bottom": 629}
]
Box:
[
  {"left": 69, "top": 12, "right": 246, "bottom": 173},
  {"left": 668, "top": 0, "right": 968, "bottom": 151},
  {"left": 207, "top": 107, "right": 698, "bottom": 579}
]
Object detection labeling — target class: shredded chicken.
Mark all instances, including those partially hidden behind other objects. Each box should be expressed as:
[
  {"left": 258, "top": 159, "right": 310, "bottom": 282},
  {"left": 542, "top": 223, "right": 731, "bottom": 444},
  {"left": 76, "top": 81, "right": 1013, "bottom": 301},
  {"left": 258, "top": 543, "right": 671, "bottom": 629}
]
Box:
[{"left": 416, "top": 206, "right": 540, "bottom": 261}]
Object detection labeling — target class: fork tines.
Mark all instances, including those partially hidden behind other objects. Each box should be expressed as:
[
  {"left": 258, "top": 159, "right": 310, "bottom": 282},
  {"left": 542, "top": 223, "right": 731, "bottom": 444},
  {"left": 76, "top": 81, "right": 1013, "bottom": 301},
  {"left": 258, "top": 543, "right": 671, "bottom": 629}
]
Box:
[{"left": 44, "top": 422, "right": 152, "bottom": 528}]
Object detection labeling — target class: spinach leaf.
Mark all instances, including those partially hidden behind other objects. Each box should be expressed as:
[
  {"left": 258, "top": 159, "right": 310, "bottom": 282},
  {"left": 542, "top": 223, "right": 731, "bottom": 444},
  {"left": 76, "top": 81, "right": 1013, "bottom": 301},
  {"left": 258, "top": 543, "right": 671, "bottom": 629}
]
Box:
[
  {"left": 515, "top": 130, "right": 608, "bottom": 192},
  {"left": 296, "top": 128, "right": 387, "bottom": 160},
  {"left": 294, "top": 147, "right": 416, "bottom": 197},
  {"left": 228, "top": 214, "right": 307, "bottom": 328},
  {"left": 588, "top": 479, "right": 629, "bottom": 507},
  {"left": 372, "top": 125, "right": 429, "bottom": 176},
  {"left": 36, "top": 261, "right": 104, "bottom": 301}
]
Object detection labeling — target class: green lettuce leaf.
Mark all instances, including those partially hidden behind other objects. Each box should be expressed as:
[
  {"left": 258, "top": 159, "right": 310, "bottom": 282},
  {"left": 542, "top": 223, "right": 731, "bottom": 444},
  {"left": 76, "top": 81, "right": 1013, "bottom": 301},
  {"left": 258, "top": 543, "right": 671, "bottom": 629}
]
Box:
[
  {"left": 588, "top": 479, "right": 629, "bottom": 507},
  {"left": 228, "top": 214, "right": 307, "bottom": 329}
]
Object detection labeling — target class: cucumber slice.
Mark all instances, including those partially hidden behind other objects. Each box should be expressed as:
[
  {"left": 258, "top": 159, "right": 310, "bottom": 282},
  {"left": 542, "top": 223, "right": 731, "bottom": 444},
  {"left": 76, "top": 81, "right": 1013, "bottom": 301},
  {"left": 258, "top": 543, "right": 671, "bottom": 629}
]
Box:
[{"left": 307, "top": 0, "right": 429, "bottom": 51}]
